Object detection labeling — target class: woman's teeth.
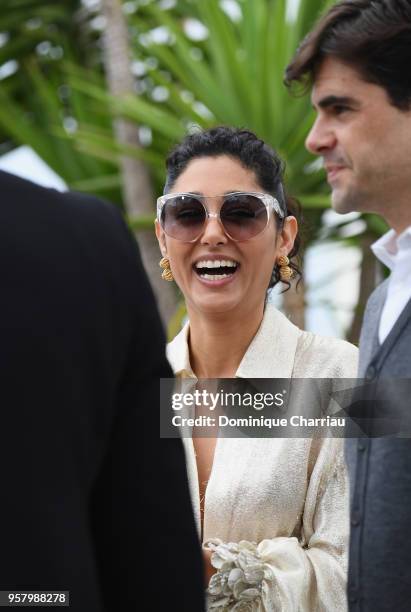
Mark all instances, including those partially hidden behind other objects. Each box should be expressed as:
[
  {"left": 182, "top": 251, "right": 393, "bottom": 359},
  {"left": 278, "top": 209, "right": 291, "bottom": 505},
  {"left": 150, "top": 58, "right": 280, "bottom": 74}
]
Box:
[
  {"left": 194, "top": 259, "right": 238, "bottom": 280},
  {"left": 201, "top": 273, "right": 231, "bottom": 280},
  {"left": 195, "top": 259, "right": 238, "bottom": 269}
]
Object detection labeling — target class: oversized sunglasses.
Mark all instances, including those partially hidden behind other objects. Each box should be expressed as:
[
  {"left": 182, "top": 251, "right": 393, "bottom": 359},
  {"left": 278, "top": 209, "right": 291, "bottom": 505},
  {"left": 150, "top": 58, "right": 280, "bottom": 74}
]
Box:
[{"left": 156, "top": 192, "right": 285, "bottom": 243}]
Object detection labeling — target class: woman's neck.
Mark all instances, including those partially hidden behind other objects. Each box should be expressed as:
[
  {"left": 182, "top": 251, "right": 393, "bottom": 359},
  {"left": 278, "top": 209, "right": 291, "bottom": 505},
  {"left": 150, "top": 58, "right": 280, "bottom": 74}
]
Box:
[{"left": 187, "top": 303, "right": 265, "bottom": 378}]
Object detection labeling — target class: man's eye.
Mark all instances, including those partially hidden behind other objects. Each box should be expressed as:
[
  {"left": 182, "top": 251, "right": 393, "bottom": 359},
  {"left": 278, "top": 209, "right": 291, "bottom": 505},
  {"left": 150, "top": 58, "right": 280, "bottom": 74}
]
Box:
[{"left": 333, "top": 105, "right": 350, "bottom": 115}]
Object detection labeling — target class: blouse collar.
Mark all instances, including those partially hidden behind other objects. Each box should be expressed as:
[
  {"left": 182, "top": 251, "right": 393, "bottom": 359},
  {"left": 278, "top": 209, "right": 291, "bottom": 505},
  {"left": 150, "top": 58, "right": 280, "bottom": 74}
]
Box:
[{"left": 166, "top": 302, "right": 301, "bottom": 380}]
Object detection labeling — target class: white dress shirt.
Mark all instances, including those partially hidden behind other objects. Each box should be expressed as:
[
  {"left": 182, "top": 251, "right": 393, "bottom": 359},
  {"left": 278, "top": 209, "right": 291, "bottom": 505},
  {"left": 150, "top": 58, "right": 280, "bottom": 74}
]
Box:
[{"left": 371, "top": 226, "right": 411, "bottom": 344}]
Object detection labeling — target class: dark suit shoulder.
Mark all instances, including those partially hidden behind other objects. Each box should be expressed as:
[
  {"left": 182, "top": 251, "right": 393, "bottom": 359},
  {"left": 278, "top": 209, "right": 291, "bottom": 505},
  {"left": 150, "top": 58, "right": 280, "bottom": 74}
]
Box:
[
  {"left": 1, "top": 171, "right": 139, "bottom": 274},
  {"left": 1, "top": 169, "right": 124, "bottom": 234},
  {"left": 0, "top": 170, "right": 155, "bottom": 323}
]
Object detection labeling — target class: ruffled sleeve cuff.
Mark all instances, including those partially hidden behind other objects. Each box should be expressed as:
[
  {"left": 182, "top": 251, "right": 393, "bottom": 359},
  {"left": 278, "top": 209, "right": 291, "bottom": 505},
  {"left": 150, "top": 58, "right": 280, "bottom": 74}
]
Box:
[{"left": 204, "top": 539, "right": 267, "bottom": 611}]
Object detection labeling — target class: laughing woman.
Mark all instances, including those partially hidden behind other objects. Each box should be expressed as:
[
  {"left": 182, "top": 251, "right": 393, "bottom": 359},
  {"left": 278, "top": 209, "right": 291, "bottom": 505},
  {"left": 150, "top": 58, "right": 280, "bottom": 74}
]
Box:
[{"left": 156, "top": 127, "right": 357, "bottom": 611}]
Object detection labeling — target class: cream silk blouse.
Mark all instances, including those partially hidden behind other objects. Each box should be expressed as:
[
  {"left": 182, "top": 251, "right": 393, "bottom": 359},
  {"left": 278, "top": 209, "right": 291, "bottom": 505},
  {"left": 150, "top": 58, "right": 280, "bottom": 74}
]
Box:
[{"left": 167, "top": 303, "right": 358, "bottom": 611}]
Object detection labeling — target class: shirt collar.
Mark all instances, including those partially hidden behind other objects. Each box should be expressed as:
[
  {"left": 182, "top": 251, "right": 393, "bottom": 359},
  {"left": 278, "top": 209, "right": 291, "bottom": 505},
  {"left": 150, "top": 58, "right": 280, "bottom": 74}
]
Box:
[
  {"left": 371, "top": 225, "right": 411, "bottom": 271},
  {"left": 166, "top": 322, "right": 195, "bottom": 378},
  {"left": 166, "top": 302, "right": 301, "bottom": 380}
]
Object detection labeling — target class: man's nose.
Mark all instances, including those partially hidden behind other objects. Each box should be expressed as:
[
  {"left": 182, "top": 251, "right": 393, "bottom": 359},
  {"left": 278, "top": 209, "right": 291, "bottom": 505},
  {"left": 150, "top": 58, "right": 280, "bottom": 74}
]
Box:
[
  {"left": 305, "top": 117, "right": 336, "bottom": 155},
  {"left": 200, "top": 213, "right": 228, "bottom": 246}
]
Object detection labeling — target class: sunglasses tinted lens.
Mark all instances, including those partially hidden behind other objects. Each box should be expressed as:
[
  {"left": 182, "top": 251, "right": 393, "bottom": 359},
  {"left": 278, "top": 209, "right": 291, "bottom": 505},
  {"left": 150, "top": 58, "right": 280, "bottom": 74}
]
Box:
[
  {"left": 221, "top": 194, "right": 268, "bottom": 240},
  {"left": 161, "top": 195, "right": 205, "bottom": 241}
]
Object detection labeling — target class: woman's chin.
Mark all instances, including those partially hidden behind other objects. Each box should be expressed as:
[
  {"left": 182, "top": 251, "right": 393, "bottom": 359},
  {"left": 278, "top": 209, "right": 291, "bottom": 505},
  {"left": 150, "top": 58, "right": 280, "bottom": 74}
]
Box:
[{"left": 189, "top": 295, "right": 242, "bottom": 317}]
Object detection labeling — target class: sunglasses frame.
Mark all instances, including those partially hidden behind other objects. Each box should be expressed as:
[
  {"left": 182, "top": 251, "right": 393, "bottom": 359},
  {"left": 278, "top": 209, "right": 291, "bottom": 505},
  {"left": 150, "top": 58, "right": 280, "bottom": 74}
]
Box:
[{"left": 156, "top": 191, "right": 285, "bottom": 243}]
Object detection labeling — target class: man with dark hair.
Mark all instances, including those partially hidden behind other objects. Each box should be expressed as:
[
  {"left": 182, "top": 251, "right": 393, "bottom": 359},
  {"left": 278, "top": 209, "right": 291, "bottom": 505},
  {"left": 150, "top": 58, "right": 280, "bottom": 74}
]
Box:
[
  {"left": 286, "top": 1, "right": 411, "bottom": 611},
  {"left": 0, "top": 170, "right": 204, "bottom": 611}
]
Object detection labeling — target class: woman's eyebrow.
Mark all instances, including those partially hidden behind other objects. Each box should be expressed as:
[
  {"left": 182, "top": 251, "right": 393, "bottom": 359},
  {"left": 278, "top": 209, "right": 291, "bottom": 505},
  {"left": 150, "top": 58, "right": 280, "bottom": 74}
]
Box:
[{"left": 222, "top": 190, "right": 252, "bottom": 195}]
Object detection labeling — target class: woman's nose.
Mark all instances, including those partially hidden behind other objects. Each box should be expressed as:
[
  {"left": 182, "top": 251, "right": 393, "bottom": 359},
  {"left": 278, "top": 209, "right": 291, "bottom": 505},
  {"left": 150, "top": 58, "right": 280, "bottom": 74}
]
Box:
[{"left": 199, "top": 213, "right": 228, "bottom": 246}]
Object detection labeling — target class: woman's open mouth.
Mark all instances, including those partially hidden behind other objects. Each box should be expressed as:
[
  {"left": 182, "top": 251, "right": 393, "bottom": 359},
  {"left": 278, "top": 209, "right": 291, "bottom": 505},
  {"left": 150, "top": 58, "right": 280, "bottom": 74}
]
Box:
[{"left": 193, "top": 259, "right": 239, "bottom": 283}]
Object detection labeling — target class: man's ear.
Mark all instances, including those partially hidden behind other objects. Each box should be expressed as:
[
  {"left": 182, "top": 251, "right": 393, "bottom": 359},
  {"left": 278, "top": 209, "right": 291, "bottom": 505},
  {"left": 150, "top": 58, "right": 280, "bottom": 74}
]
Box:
[{"left": 155, "top": 220, "right": 167, "bottom": 256}]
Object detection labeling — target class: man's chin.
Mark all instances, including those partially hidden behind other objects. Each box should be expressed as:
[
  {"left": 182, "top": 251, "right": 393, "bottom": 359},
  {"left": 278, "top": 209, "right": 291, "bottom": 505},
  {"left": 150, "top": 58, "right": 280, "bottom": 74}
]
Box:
[{"left": 331, "top": 187, "right": 360, "bottom": 214}]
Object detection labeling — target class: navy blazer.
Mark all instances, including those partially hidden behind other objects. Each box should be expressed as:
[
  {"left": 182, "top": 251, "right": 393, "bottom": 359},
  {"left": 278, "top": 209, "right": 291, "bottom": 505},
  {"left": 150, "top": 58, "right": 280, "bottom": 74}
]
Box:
[{"left": 0, "top": 171, "right": 204, "bottom": 611}]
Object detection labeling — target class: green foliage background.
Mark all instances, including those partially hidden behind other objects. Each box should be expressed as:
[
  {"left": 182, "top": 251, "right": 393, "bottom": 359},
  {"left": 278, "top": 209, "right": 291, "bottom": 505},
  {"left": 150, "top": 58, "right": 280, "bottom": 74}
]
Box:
[{"left": 0, "top": 0, "right": 388, "bottom": 338}]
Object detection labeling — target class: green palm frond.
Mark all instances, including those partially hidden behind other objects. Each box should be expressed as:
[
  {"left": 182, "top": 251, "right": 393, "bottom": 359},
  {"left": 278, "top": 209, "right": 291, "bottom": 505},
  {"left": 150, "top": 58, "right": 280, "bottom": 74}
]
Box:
[{"left": 65, "top": 0, "right": 331, "bottom": 229}]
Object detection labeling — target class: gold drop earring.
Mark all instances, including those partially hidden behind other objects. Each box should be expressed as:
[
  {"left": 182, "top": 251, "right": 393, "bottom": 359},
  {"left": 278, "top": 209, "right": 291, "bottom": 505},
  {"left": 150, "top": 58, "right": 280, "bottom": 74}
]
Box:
[
  {"left": 277, "top": 255, "right": 293, "bottom": 281},
  {"left": 159, "top": 256, "right": 174, "bottom": 282}
]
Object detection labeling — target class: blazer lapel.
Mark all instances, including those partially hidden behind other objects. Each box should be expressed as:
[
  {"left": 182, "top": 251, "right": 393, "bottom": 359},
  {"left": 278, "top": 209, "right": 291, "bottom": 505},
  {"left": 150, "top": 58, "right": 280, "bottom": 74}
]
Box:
[
  {"left": 359, "top": 280, "right": 388, "bottom": 376},
  {"left": 373, "top": 295, "right": 411, "bottom": 368},
  {"left": 359, "top": 279, "right": 411, "bottom": 376}
]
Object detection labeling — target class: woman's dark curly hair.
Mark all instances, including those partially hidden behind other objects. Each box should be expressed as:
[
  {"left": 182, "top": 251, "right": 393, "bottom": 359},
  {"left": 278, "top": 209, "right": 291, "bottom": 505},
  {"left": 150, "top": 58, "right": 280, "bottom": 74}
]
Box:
[{"left": 163, "top": 126, "right": 302, "bottom": 291}]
